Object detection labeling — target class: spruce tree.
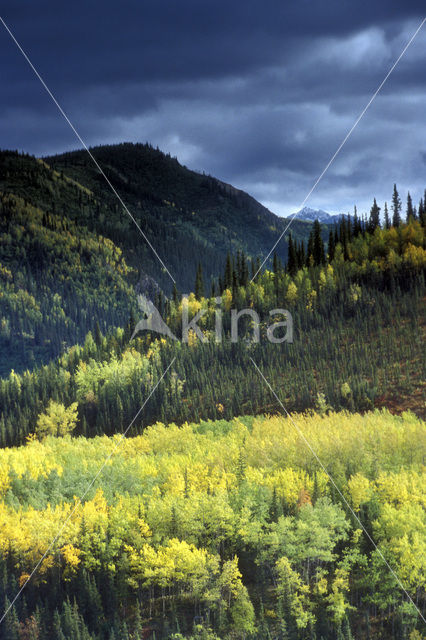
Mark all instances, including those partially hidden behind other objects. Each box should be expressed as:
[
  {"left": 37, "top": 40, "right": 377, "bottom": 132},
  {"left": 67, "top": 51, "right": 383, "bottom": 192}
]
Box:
[
  {"left": 287, "top": 235, "right": 297, "bottom": 275},
  {"left": 418, "top": 197, "right": 425, "bottom": 227},
  {"left": 224, "top": 253, "right": 233, "bottom": 288},
  {"left": 313, "top": 219, "right": 325, "bottom": 265},
  {"left": 406, "top": 191, "right": 414, "bottom": 222},
  {"left": 3, "top": 598, "right": 19, "bottom": 640},
  {"left": 384, "top": 202, "right": 390, "bottom": 229},
  {"left": 297, "top": 240, "right": 306, "bottom": 268},
  {"left": 391, "top": 184, "right": 402, "bottom": 227},
  {"left": 328, "top": 229, "right": 335, "bottom": 262},
  {"left": 306, "top": 231, "right": 314, "bottom": 266},
  {"left": 240, "top": 251, "right": 248, "bottom": 286},
  {"left": 172, "top": 282, "right": 178, "bottom": 304},
  {"left": 273, "top": 252, "right": 279, "bottom": 274},
  {"left": 268, "top": 487, "right": 280, "bottom": 522},
  {"left": 368, "top": 198, "right": 381, "bottom": 231},
  {"left": 194, "top": 263, "right": 204, "bottom": 300}
]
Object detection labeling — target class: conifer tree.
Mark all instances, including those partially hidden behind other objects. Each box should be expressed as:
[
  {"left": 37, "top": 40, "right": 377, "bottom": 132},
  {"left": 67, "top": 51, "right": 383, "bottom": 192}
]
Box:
[
  {"left": 418, "top": 197, "right": 425, "bottom": 227},
  {"left": 287, "top": 235, "right": 297, "bottom": 275},
  {"left": 269, "top": 487, "right": 280, "bottom": 522},
  {"left": 368, "top": 198, "right": 381, "bottom": 231},
  {"left": 241, "top": 251, "right": 249, "bottom": 286},
  {"left": 313, "top": 219, "right": 325, "bottom": 265},
  {"left": 306, "top": 232, "right": 314, "bottom": 267},
  {"left": 273, "top": 252, "right": 279, "bottom": 275},
  {"left": 384, "top": 202, "right": 390, "bottom": 229},
  {"left": 224, "top": 253, "right": 233, "bottom": 288},
  {"left": 194, "top": 263, "right": 205, "bottom": 300},
  {"left": 297, "top": 240, "right": 306, "bottom": 269},
  {"left": 391, "top": 184, "right": 402, "bottom": 227},
  {"left": 172, "top": 283, "right": 178, "bottom": 304},
  {"left": 328, "top": 229, "right": 335, "bottom": 263},
  {"left": 406, "top": 191, "right": 414, "bottom": 222}
]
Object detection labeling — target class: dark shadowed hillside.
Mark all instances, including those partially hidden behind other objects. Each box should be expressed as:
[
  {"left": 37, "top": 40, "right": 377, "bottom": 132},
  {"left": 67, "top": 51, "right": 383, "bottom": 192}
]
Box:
[{"left": 45, "top": 142, "right": 320, "bottom": 290}]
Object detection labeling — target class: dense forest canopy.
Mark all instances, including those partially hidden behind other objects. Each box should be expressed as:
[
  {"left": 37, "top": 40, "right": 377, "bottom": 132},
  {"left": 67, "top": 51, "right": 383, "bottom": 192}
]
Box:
[{"left": 0, "top": 411, "right": 425, "bottom": 639}]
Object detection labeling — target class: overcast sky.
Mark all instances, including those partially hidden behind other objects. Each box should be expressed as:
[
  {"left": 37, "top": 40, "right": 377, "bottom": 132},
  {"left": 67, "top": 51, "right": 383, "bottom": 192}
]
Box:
[{"left": 1, "top": 1, "right": 425, "bottom": 216}]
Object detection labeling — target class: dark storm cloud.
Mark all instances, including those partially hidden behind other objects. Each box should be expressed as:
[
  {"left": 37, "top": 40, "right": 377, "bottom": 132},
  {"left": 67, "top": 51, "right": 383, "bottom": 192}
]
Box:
[{"left": 0, "top": 0, "right": 425, "bottom": 214}]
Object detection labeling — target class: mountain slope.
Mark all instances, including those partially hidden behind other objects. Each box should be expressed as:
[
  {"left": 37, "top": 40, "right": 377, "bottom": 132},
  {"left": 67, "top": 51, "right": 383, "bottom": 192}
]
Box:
[
  {"left": 0, "top": 189, "right": 137, "bottom": 375},
  {"left": 0, "top": 144, "right": 325, "bottom": 372},
  {"left": 0, "top": 145, "right": 325, "bottom": 294},
  {"left": 45, "top": 143, "right": 319, "bottom": 289}
]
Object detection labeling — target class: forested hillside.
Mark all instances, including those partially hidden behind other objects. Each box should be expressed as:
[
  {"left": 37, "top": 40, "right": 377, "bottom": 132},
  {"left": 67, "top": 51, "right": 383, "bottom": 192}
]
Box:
[
  {"left": 46, "top": 143, "right": 320, "bottom": 285},
  {"left": 0, "top": 411, "right": 424, "bottom": 639},
  {"left": 0, "top": 189, "right": 138, "bottom": 375},
  {"left": 0, "top": 147, "right": 325, "bottom": 372},
  {"left": 0, "top": 146, "right": 318, "bottom": 297},
  {"left": 1, "top": 214, "right": 424, "bottom": 449}
]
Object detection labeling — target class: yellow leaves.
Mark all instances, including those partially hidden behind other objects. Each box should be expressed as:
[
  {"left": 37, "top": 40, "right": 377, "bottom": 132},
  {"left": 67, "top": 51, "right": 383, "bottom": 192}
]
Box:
[
  {"left": 0, "top": 408, "right": 424, "bottom": 604},
  {"left": 25, "top": 432, "right": 38, "bottom": 445},
  {"left": 75, "top": 348, "right": 150, "bottom": 400},
  {"left": 370, "top": 470, "right": 426, "bottom": 591},
  {"left": 402, "top": 243, "right": 426, "bottom": 269},
  {"left": 36, "top": 400, "right": 78, "bottom": 440},
  {"left": 248, "top": 466, "right": 326, "bottom": 507},
  {"left": 349, "top": 283, "right": 362, "bottom": 303},
  {"left": 314, "top": 573, "right": 328, "bottom": 597},
  {"left": 0, "top": 464, "right": 10, "bottom": 497},
  {"left": 19, "top": 573, "right": 31, "bottom": 588},
  {"left": 246, "top": 410, "right": 425, "bottom": 477},
  {"left": 186, "top": 328, "right": 198, "bottom": 347},
  {"left": 180, "top": 292, "right": 202, "bottom": 315},
  {"left": 375, "top": 469, "right": 426, "bottom": 507},
  {"left": 286, "top": 281, "right": 298, "bottom": 304},
  {"left": 326, "top": 566, "right": 352, "bottom": 623},
  {"left": 61, "top": 544, "right": 81, "bottom": 574},
  {"left": 221, "top": 288, "right": 233, "bottom": 311},
  {"left": 0, "top": 438, "right": 63, "bottom": 481},
  {"left": 81, "top": 489, "right": 108, "bottom": 525},
  {"left": 347, "top": 473, "right": 371, "bottom": 511},
  {"left": 219, "top": 556, "right": 243, "bottom": 599},
  {"left": 127, "top": 539, "right": 217, "bottom": 592},
  {"left": 39, "top": 554, "right": 55, "bottom": 576},
  {"left": 0, "top": 263, "right": 13, "bottom": 282},
  {"left": 305, "top": 288, "right": 317, "bottom": 311},
  {"left": 318, "top": 269, "right": 327, "bottom": 289},
  {"left": 138, "top": 518, "right": 152, "bottom": 539},
  {"left": 9, "top": 369, "right": 21, "bottom": 393},
  {"left": 399, "top": 219, "right": 424, "bottom": 250}
]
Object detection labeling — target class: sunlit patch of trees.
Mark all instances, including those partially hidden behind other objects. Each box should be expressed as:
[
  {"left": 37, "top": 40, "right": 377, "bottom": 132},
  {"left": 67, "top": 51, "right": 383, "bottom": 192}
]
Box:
[{"left": 0, "top": 410, "right": 424, "bottom": 638}]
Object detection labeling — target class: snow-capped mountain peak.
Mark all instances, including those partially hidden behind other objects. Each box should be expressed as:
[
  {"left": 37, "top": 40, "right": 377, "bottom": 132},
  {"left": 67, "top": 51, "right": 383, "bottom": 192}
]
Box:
[{"left": 292, "top": 206, "right": 334, "bottom": 223}]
